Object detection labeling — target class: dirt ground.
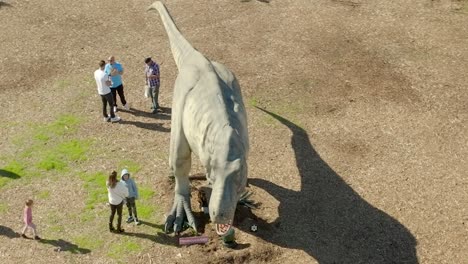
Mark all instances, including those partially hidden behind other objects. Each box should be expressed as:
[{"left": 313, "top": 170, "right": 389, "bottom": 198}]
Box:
[{"left": 1, "top": 0, "right": 467, "bottom": 263}]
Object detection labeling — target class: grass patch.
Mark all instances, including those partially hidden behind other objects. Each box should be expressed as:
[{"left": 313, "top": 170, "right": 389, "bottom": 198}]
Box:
[
  {"left": 0, "top": 203, "right": 8, "bottom": 213},
  {"left": 81, "top": 172, "right": 107, "bottom": 212},
  {"left": 0, "top": 160, "right": 24, "bottom": 187},
  {"left": 35, "top": 139, "right": 91, "bottom": 172},
  {"left": 37, "top": 190, "right": 50, "bottom": 199},
  {"left": 249, "top": 97, "right": 259, "bottom": 107},
  {"left": 36, "top": 154, "right": 67, "bottom": 171},
  {"left": 48, "top": 224, "right": 65, "bottom": 233},
  {"left": 73, "top": 235, "right": 104, "bottom": 250},
  {"left": 107, "top": 239, "right": 141, "bottom": 259},
  {"left": 33, "top": 114, "right": 81, "bottom": 141},
  {"left": 135, "top": 186, "right": 156, "bottom": 219}
]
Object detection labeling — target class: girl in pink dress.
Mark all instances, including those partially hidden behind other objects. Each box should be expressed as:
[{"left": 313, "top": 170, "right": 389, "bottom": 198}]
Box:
[{"left": 21, "top": 199, "right": 41, "bottom": 240}]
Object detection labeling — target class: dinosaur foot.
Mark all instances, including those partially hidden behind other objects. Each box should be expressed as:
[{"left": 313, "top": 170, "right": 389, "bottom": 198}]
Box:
[{"left": 165, "top": 194, "right": 197, "bottom": 235}]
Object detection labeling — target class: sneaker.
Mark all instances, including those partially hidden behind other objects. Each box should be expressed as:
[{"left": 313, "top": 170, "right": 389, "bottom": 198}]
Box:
[
  {"left": 103, "top": 117, "right": 110, "bottom": 122},
  {"left": 34, "top": 236, "right": 41, "bottom": 240},
  {"left": 151, "top": 109, "right": 158, "bottom": 114},
  {"left": 113, "top": 106, "right": 118, "bottom": 113},
  {"left": 21, "top": 234, "right": 28, "bottom": 239},
  {"left": 134, "top": 218, "right": 141, "bottom": 225},
  {"left": 123, "top": 104, "right": 129, "bottom": 110},
  {"left": 110, "top": 116, "right": 121, "bottom": 123},
  {"left": 116, "top": 228, "right": 125, "bottom": 233},
  {"left": 126, "top": 216, "right": 134, "bottom": 223}
]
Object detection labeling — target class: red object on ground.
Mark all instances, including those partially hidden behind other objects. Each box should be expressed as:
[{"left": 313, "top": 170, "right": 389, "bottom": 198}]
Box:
[{"left": 179, "top": 235, "right": 209, "bottom": 246}]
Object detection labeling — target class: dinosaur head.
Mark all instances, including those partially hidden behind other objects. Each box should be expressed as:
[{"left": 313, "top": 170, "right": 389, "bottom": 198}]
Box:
[{"left": 209, "top": 158, "right": 248, "bottom": 236}]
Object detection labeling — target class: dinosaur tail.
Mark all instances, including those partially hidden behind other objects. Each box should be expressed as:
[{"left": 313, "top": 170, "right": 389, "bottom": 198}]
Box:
[{"left": 148, "top": 1, "right": 195, "bottom": 69}]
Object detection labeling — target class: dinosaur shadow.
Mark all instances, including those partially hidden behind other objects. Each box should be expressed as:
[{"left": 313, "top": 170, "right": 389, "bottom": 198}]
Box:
[
  {"left": 0, "top": 169, "right": 21, "bottom": 179},
  {"left": 0, "top": 225, "right": 20, "bottom": 238},
  {"left": 39, "top": 238, "right": 91, "bottom": 254},
  {"left": 245, "top": 107, "right": 418, "bottom": 263}
]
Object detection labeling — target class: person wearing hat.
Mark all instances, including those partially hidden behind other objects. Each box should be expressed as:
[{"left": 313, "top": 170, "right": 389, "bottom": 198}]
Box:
[
  {"left": 120, "top": 169, "right": 140, "bottom": 225},
  {"left": 144, "top": 57, "right": 161, "bottom": 113}
]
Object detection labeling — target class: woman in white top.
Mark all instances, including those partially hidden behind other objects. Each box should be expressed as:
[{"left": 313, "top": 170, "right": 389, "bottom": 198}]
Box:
[{"left": 107, "top": 171, "right": 128, "bottom": 233}]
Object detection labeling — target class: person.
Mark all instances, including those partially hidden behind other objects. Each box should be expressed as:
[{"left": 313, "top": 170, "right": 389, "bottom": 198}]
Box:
[
  {"left": 94, "top": 60, "right": 121, "bottom": 123},
  {"left": 120, "top": 169, "right": 140, "bottom": 225},
  {"left": 105, "top": 56, "right": 128, "bottom": 113},
  {"left": 21, "top": 199, "right": 41, "bottom": 240},
  {"left": 144, "top": 57, "right": 161, "bottom": 114},
  {"left": 106, "top": 171, "right": 128, "bottom": 233}
]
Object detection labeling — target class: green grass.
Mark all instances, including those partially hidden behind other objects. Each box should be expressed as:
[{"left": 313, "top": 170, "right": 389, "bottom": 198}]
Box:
[
  {"left": 73, "top": 235, "right": 104, "bottom": 250},
  {"left": 37, "top": 190, "right": 50, "bottom": 199},
  {"left": 33, "top": 114, "right": 81, "bottom": 141},
  {"left": 80, "top": 172, "right": 107, "bottom": 212},
  {"left": 107, "top": 239, "right": 141, "bottom": 259},
  {"left": 136, "top": 186, "right": 156, "bottom": 219},
  {"left": 0, "top": 203, "right": 8, "bottom": 213},
  {"left": 0, "top": 160, "right": 25, "bottom": 187},
  {"left": 35, "top": 139, "right": 90, "bottom": 172},
  {"left": 249, "top": 97, "right": 259, "bottom": 107},
  {"left": 36, "top": 154, "right": 68, "bottom": 171}
]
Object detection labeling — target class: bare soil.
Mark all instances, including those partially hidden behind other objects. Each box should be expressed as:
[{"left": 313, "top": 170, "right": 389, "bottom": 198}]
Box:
[{"left": 1, "top": 0, "right": 467, "bottom": 263}]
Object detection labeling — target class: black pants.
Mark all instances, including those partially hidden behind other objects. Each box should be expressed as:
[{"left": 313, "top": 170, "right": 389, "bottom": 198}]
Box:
[
  {"left": 111, "top": 84, "right": 127, "bottom": 107},
  {"left": 126, "top": 197, "right": 138, "bottom": 219},
  {"left": 100, "top": 92, "right": 115, "bottom": 118},
  {"left": 109, "top": 201, "right": 123, "bottom": 229}
]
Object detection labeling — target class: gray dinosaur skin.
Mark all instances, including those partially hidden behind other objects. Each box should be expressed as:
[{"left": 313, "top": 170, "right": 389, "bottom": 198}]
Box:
[{"left": 148, "top": 1, "right": 249, "bottom": 234}]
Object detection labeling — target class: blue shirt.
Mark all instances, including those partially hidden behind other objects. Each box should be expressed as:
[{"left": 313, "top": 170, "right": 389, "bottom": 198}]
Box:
[{"left": 104, "top": 62, "right": 123, "bottom": 88}]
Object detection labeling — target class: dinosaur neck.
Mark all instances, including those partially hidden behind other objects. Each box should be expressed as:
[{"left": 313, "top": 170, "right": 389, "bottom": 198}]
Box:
[{"left": 153, "top": 1, "right": 195, "bottom": 69}]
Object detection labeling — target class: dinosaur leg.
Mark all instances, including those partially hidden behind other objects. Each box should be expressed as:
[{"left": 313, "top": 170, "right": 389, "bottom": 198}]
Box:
[
  {"left": 165, "top": 154, "right": 198, "bottom": 234},
  {"left": 165, "top": 82, "right": 197, "bottom": 234}
]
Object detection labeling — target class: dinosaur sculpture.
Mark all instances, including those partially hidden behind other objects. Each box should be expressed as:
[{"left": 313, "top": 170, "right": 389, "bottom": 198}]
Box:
[{"left": 148, "top": 1, "right": 249, "bottom": 238}]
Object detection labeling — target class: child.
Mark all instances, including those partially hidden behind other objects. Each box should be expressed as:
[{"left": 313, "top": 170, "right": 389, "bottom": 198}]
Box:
[
  {"left": 21, "top": 199, "right": 41, "bottom": 240},
  {"left": 107, "top": 171, "right": 128, "bottom": 233},
  {"left": 120, "top": 169, "right": 140, "bottom": 225}
]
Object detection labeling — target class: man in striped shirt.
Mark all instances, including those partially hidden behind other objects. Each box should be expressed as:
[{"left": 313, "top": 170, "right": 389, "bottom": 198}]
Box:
[{"left": 145, "top": 57, "right": 161, "bottom": 113}]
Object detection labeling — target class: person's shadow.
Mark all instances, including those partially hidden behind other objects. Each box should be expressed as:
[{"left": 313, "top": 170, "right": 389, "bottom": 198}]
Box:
[
  {"left": 0, "top": 169, "right": 21, "bottom": 180},
  {"left": 0, "top": 225, "right": 20, "bottom": 238},
  {"left": 0, "top": 1, "right": 13, "bottom": 9},
  {"left": 246, "top": 107, "right": 418, "bottom": 263},
  {"left": 119, "top": 107, "right": 171, "bottom": 132},
  {"left": 119, "top": 221, "right": 178, "bottom": 246},
  {"left": 39, "top": 238, "right": 91, "bottom": 254}
]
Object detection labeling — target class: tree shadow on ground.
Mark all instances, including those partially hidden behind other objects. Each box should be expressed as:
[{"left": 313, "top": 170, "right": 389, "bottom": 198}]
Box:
[
  {"left": 39, "top": 238, "right": 91, "bottom": 254},
  {"left": 242, "top": 107, "right": 418, "bottom": 263},
  {"left": 0, "top": 169, "right": 20, "bottom": 179},
  {"left": 0, "top": 225, "right": 20, "bottom": 238}
]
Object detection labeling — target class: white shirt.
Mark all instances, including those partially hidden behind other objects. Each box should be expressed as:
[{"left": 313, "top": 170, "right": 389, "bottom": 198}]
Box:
[
  {"left": 107, "top": 181, "right": 129, "bottom": 205},
  {"left": 94, "top": 68, "right": 111, "bottom": 95}
]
